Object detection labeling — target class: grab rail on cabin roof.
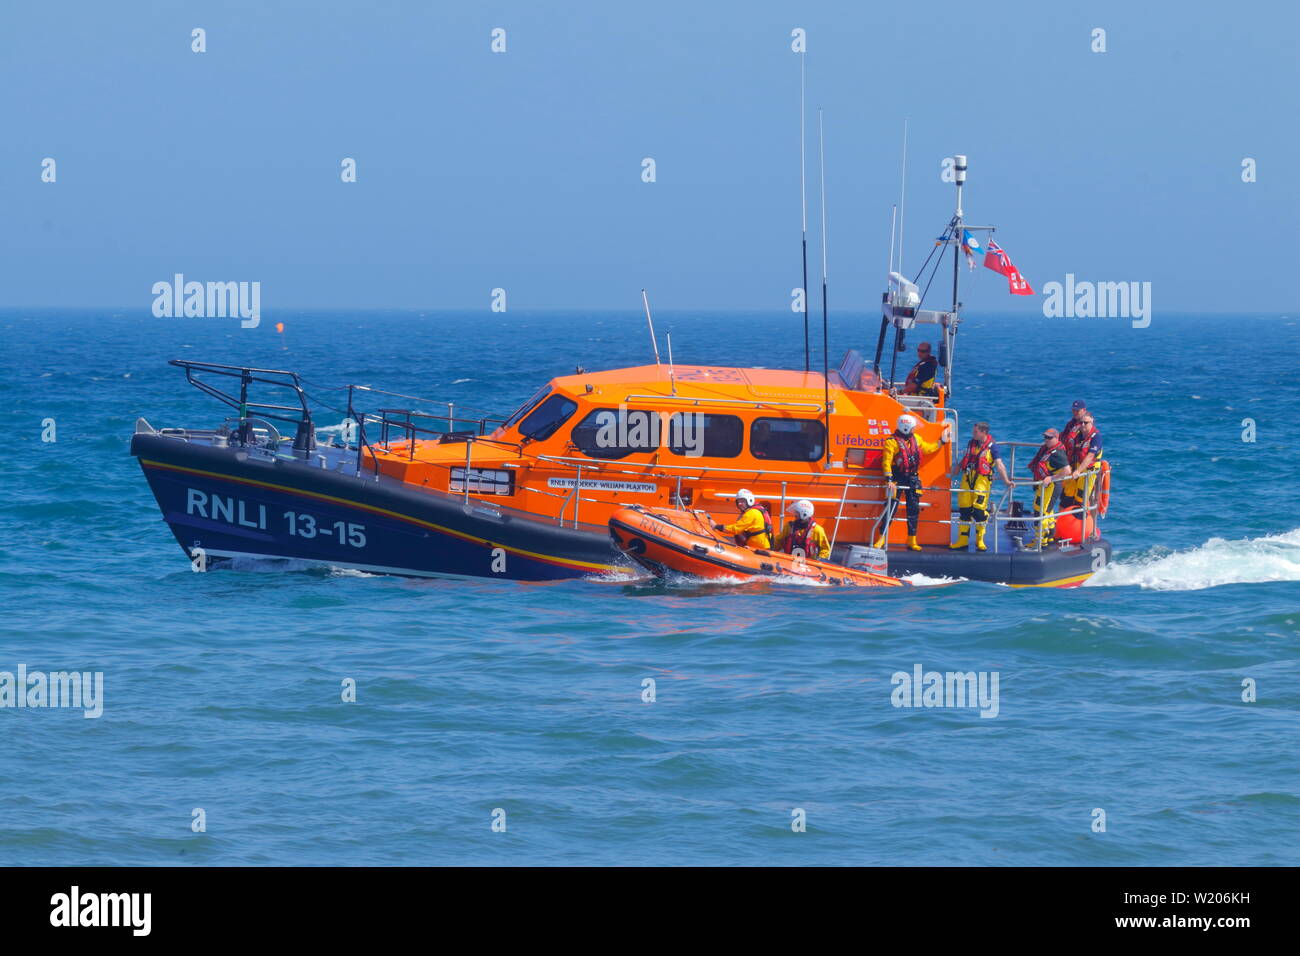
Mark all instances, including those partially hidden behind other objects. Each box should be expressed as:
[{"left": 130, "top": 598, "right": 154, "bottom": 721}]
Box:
[{"left": 621, "top": 393, "right": 825, "bottom": 412}]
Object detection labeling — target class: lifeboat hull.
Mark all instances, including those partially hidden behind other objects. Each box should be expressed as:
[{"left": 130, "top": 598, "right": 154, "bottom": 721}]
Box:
[
  {"left": 131, "top": 431, "right": 622, "bottom": 581},
  {"left": 608, "top": 507, "right": 905, "bottom": 587},
  {"left": 874, "top": 539, "right": 1110, "bottom": 589}
]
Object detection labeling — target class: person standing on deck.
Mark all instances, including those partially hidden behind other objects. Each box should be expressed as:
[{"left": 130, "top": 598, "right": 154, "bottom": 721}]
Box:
[
  {"left": 776, "top": 499, "right": 831, "bottom": 560},
  {"left": 950, "top": 422, "right": 1015, "bottom": 552},
  {"left": 714, "top": 489, "right": 773, "bottom": 550},
  {"left": 875, "top": 414, "right": 949, "bottom": 551},
  {"left": 1060, "top": 403, "right": 1103, "bottom": 512},
  {"left": 1028, "top": 427, "right": 1071, "bottom": 547}
]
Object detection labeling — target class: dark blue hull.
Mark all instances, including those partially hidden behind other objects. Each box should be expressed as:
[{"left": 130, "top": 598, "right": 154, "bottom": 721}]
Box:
[{"left": 131, "top": 433, "right": 622, "bottom": 581}]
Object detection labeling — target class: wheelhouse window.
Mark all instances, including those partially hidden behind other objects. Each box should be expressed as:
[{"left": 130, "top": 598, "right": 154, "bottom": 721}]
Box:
[
  {"left": 570, "top": 408, "right": 661, "bottom": 459},
  {"left": 518, "top": 394, "right": 578, "bottom": 441},
  {"left": 502, "top": 385, "right": 552, "bottom": 429},
  {"left": 750, "top": 417, "right": 826, "bottom": 462},
  {"left": 667, "top": 412, "right": 743, "bottom": 458}
]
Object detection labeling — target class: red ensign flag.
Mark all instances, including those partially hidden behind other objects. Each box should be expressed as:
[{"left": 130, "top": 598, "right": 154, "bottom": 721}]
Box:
[{"left": 984, "top": 239, "right": 1035, "bottom": 296}]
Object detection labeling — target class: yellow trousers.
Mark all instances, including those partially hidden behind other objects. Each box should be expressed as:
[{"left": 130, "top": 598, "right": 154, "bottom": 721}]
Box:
[
  {"left": 1034, "top": 480, "right": 1060, "bottom": 543},
  {"left": 957, "top": 473, "right": 991, "bottom": 522},
  {"left": 1060, "top": 469, "right": 1097, "bottom": 508}
]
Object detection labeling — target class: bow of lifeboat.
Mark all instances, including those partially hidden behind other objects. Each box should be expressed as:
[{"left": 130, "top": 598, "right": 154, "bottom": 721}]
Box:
[{"left": 608, "top": 506, "right": 905, "bottom": 587}]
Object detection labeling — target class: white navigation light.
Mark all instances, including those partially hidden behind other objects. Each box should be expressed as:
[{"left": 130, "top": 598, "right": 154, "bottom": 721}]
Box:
[
  {"left": 954, "top": 154, "right": 967, "bottom": 185},
  {"left": 888, "top": 272, "right": 921, "bottom": 309}
]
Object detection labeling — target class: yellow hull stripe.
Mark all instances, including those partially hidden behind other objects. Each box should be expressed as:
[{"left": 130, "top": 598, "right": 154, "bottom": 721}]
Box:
[
  {"left": 1005, "top": 571, "right": 1095, "bottom": 589},
  {"left": 139, "top": 459, "right": 618, "bottom": 573}
]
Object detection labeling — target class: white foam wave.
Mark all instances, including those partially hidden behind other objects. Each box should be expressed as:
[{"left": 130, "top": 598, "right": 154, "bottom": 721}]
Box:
[
  {"left": 328, "top": 566, "right": 383, "bottom": 578},
  {"left": 591, "top": 568, "right": 649, "bottom": 584},
  {"left": 899, "top": 573, "right": 965, "bottom": 588},
  {"left": 1085, "top": 528, "right": 1300, "bottom": 591}
]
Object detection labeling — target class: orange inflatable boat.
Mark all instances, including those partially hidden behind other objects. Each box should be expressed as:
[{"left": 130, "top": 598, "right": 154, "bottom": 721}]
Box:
[{"left": 608, "top": 506, "right": 905, "bottom": 587}]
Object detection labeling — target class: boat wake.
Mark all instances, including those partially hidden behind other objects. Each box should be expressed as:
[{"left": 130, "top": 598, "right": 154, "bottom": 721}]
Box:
[
  {"left": 900, "top": 573, "right": 965, "bottom": 587},
  {"left": 1085, "top": 528, "right": 1300, "bottom": 591}
]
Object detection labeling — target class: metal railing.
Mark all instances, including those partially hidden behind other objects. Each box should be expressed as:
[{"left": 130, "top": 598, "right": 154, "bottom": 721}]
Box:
[
  {"left": 169, "top": 358, "right": 515, "bottom": 482},
  {"left": 170, "top": 359, "right": 311, "bottom": 426}
]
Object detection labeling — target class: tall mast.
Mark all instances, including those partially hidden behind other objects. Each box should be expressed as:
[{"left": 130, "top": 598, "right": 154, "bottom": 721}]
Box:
[
  {"left": 948, "top": 154, "right": 967, "bottom": 393},
  {"left": 818, "top": 108, "right": 830, "bottom": 463},
  {"left": 952, "top": 154, "right": 966, "bottom": 316},
  {"left": 799, "top": 53, "right": 810, "bottom": 372}
]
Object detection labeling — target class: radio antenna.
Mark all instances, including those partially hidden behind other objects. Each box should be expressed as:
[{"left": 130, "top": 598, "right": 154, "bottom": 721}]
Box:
[
  {"left": 666, "top": 332, "right": 677, "bottom": 396},
  {"left": 818, "top": 108, "right": 830, "bottom": 464},
  {"left": 799, "top": 52, "right": 810, "bottom": 372},
  {"left": 898, "top": 118, "right": 909, "bottom": 278},
  {"left": 640, "top": 289, "right": 661, "bottom": 367},
  {"left": 887, "top": 202, "right": 897, "bottom": 276}
]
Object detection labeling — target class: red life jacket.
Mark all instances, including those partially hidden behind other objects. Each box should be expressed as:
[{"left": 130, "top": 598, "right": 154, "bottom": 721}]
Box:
[
  {"left": 1030, "top": 439, "right": 1066, "bottom": 480},
  {"left": 736, "top": 503, "right": 773, "bottom": 545},
  {"left": 959, "top": 436, "right": 994, "bottom": 479},
  {"left": 784, "top": 520, "right": 822, "bottom": 557},
  {"left": 1061, "top": 422, "right": 1098, "bottom": 467},
  {"left": 890, "top": 433, "right": 920, "bottom": 479}
]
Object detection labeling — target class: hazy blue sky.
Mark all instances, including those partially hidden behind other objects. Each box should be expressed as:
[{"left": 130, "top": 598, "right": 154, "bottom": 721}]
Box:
[{"left": 3, "top": 0, "right": 1296, "bottom": 314}]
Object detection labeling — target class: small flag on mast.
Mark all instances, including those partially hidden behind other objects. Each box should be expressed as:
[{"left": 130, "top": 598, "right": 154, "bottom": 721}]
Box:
[
  {"left": 983, "top": 239, "right": 1034, "bottom": 296},
  {"left": 961, "top": 229, "right": 983, "bottom": 271}
]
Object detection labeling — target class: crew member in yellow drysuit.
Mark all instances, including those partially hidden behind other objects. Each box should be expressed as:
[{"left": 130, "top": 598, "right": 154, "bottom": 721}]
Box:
[
  {"left": 776, "top": 499, "right": 831, "bottom": 560},
  {"left": 950, "top": 422, "right": 1013, "bottom": 551},
  {"left": 875, "top": 414, "right": 949, "bottom": 551},
  {"left": 713, "top": 488, "right": 772, "bottom": 550}
]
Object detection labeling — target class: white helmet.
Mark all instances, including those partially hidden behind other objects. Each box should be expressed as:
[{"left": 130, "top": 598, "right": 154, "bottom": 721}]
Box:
[
  {"left": 896, "top": 414, "right": 918, "bottom": 435},
  {"left": 789, "top": 499, "right": 815, "bottom": 521},
  {"left": 734, "top": 488, "right": 756, "bottom": 508}
]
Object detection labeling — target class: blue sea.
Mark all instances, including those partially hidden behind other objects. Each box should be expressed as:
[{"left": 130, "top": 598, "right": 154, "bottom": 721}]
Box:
[{"left": 1, "top": 308, "right": 1298, "bottom": 866}]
